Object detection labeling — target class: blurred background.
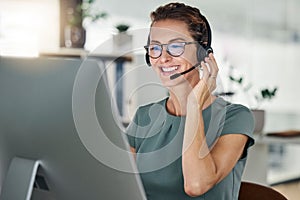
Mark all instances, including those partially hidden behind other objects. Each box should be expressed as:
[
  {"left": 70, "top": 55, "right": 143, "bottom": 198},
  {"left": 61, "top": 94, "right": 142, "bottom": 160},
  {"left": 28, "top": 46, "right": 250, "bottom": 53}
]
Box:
[
  {"left": 1, "top": 0, "right": 299, "bottom": 112},
  {"left": 0, "top": 0, "right": 300, "bottom": 199}
]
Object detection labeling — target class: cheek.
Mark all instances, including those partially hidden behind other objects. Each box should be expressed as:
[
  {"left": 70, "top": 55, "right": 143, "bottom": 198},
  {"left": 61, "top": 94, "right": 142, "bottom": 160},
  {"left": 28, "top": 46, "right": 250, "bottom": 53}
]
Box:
[
  {"left": 181, "top": 53, "right": 198, "bottom": 66},
  {"left": 149, "top": 58, "right": 158, "bottom": 68},
  {"left": 151, "top": 63, "right": 161, "bottom": 73},
  {"left": 181, "top": 48, "right": 198, "bottom": 65}
]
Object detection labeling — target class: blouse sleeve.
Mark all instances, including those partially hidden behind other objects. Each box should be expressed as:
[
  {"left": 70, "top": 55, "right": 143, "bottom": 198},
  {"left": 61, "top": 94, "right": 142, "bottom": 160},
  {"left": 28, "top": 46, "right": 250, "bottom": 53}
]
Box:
[{"left": 220, "top": 104, "right": 255, "bottom": 158}]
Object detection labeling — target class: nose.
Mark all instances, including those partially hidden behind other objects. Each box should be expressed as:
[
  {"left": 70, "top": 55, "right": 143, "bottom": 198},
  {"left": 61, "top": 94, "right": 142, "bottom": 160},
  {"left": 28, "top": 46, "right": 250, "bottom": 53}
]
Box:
[{"left": 159, "top": 46, "right": 172, "bottom": 63}]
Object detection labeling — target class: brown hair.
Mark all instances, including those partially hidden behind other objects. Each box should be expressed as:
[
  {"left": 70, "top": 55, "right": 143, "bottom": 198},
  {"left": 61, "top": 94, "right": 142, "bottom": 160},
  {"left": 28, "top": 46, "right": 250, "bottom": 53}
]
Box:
[{"left": 150, "top": 2, "right": 210, "bottom": 46}]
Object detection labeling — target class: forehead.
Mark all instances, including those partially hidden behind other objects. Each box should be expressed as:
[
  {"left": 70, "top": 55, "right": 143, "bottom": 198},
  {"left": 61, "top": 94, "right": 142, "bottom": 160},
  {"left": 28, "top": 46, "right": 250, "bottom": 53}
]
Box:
[{"left": 150, "top": 19, "right": 192, "bottom": 43}]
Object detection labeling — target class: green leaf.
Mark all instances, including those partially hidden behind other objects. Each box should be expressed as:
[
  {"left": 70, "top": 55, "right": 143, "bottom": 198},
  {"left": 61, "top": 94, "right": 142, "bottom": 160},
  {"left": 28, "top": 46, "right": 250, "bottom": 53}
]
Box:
[
  {"left": 115, "top": 24, "right": 130, "bottom": 32},
  {"left": 271, "top": 87, "right": 278, "bottom": 96},
  {"left": 238, "top": 77, "right": 243, "bottom": 84},
  {"left": 229, "top": 76, "right": 235, "bottom": 81}
]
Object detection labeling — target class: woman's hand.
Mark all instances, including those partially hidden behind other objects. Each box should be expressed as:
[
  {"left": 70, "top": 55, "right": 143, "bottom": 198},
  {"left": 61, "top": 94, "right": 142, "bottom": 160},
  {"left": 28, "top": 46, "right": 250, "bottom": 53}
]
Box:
[
  {"left": 187, "top": 53, "right": 219, "bottom": 109},
  {"left": 183, "top": 53, "right": 250, "bottom": 197}
]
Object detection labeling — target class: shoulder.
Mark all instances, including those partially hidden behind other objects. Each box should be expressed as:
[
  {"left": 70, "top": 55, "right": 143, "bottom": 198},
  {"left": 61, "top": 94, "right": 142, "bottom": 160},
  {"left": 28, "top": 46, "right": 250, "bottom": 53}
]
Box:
[
  {"left": 214, "top": 98, "right": 256, "bottom": 150},
  {"left": 203, "top": 98, "right": 254, "bottom": 147},
  {"left": 132, "top": 98, "right": 167, "bottom": 124},
  {"left": 216, "top": 98, "right": 255, "bottom": 135},
  {"left": 135, "top": 98, "right": 167, "bottom": 115},
  {"left": 226, "top": 103, "right": 254, "bottom": 124},
  {"left": 126, "top": 98, "right": 167, "bottom": 148},
  {"left": 227, "top": 103, "right": 254, "bottom": 119},
  {"left": 215, "top": 97, "right": 254, "bottom": 121}
]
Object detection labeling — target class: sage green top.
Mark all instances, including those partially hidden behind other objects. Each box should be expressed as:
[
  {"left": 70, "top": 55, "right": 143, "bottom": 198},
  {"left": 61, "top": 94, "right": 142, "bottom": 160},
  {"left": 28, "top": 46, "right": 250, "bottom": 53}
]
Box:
[{"left": 126, "top": 97, "right": 254, "bottom": 200}]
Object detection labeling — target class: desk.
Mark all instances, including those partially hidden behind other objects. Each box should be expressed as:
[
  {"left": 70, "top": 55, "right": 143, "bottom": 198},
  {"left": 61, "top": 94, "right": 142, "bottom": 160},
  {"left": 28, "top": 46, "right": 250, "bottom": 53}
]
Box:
[
  {"left": 39, "top": 48, "right": 133, "bottom": 61},
  {"left": 39, "top": 48, "right": 89, "bottom": 58},
  {"left": 39, "top": 48, "right": 133, "bottom": 116},
  {"left": 243, "top": 112, "right": 300, "bottom": 185}
]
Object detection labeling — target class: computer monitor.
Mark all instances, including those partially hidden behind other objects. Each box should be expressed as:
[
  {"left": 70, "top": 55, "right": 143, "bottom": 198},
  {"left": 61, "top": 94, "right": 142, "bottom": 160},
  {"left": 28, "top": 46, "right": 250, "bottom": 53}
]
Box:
[{"left": 0, "top": 56, "right": 146, "bottom": 200}]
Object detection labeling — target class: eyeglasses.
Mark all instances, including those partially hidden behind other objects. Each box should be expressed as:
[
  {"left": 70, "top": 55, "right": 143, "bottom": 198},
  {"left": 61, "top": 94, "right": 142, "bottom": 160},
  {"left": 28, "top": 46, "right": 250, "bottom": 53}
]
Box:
[{"left": 144, "top": 41, "right": 198, "bottom": 59}]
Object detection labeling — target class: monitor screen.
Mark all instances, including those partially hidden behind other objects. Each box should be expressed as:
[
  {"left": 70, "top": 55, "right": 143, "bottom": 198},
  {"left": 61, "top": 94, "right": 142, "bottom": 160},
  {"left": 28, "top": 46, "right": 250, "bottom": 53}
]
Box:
[{"left": 0, "top": 56, "right": 146, "bottom": 200}]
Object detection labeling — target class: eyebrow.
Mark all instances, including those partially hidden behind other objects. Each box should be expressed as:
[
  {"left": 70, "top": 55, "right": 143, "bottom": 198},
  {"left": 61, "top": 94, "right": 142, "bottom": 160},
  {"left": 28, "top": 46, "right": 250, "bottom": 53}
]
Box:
[{"left": 150, "top": 37, "right": 187, "bottom": 44}]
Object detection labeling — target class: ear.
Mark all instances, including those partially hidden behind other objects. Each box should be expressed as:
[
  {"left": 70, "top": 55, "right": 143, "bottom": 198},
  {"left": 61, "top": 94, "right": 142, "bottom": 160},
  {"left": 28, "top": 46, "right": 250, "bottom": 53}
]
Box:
[{"left": 145, "top": 53, "right": 151, "bottom": 67}]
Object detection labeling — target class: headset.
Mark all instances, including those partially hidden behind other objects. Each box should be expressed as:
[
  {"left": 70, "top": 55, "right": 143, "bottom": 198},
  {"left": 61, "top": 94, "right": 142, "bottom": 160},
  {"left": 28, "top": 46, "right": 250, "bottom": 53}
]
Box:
[{"left": 145, "top": 14, "right": 213, "bottom": 67}]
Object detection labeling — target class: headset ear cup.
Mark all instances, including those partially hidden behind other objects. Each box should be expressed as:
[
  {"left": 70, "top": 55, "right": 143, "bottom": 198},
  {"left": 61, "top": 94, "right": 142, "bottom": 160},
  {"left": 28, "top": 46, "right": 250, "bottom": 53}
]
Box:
[
  {"left": 197, "top": 46, "right": 214, "bottom": 62},
  {"left": 206, "top": 47, "right": 213, "bottom": 55},
  {"left": 145, "top": 53, "right": 151, "bottom": 67},
  {"left": 197, "top": 47, "right": 206, "bottom": 62}
]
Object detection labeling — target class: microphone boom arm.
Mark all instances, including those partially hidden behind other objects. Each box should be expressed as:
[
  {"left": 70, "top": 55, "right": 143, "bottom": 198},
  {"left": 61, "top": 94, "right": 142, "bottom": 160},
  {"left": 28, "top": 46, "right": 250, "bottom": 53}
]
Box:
[{"left": 170, "top": 63, "right": 201, "bottom": 80}]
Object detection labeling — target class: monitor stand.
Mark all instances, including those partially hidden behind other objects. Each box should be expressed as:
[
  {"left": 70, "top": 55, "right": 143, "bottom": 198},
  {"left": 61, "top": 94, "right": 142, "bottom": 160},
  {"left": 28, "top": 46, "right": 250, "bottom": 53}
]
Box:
[{"left": 0, "top": 157, "right": 39, "bottom": 200}]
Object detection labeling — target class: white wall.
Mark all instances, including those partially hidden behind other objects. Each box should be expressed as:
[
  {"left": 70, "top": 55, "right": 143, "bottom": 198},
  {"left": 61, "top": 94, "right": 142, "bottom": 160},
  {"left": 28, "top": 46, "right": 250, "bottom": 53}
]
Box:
[
  {"left": 214, "top": 33, "right": 300, "bottom": 113},
  {"left": 116, "top": 31, "right": 300, "bottom": 120},
  {"left": 1, "top": 0, "right": 298, "bottom": 114},
  {"left": 87, "top": 0, "right": 300, "bottom": 115}
]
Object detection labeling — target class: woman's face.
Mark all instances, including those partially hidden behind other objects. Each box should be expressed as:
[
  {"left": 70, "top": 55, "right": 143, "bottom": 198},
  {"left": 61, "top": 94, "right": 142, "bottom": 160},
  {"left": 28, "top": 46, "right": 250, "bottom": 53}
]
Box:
[{"left": 149, "top": 19, "right": 199, "bottom": 88}]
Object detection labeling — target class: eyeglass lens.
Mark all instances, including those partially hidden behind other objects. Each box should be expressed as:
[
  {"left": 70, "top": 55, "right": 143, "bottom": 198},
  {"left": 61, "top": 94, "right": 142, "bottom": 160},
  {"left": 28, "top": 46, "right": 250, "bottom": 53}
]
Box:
[{"left": 148, "top": 42, "right": 186, "bottom": 58}]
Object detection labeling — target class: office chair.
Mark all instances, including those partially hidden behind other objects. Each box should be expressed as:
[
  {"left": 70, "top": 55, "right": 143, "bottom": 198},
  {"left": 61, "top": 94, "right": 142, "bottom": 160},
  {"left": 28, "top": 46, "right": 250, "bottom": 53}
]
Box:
[{"left": 238, "top": 181, "right": 288, "bottom": 200}]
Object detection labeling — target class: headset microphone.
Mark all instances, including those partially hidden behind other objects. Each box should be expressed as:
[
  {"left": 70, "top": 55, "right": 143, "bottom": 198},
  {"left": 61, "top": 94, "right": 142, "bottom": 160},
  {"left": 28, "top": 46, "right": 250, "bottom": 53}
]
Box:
[{"left": 169, "top": 63, "right": 200, "bottom": 80}]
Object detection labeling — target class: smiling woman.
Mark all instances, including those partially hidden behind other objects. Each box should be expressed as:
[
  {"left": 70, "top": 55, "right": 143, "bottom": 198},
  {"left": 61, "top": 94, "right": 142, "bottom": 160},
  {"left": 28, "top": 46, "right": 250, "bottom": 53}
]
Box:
[
  {"left": 126, "top": 2, "right": 255, "bottom": 200},
  {"left": 0, "top": 0, "right": 59, "bottom": 57}
]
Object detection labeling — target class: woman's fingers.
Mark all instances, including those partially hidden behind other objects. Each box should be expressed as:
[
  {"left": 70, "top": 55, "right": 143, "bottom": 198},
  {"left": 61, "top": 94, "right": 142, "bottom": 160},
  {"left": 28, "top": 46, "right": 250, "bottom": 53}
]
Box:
[
  {"left": 192, "top": 54, "right": 219, "bottom": 106},
  {"left": 200, "top": 61, "right": 210, "bottom": 81},
  {"left": 203, "top": 54, "right": 218, "bottom": 92},
  {"left": 205, "top": 53, "right": 219, "bottom": 77}
]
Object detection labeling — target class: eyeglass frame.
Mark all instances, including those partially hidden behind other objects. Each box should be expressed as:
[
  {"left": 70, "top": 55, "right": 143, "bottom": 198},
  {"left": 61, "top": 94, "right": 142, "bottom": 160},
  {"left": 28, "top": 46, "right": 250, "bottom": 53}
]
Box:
[{"left": 144, "top": 41, "right": 200, "bottom": 59}]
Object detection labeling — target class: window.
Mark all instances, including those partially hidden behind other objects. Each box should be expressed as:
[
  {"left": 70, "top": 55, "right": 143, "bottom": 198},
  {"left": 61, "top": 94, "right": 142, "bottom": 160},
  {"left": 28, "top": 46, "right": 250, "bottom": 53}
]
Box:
[{"left": 0, "top": 0, "right": 59, "bottom": 57}]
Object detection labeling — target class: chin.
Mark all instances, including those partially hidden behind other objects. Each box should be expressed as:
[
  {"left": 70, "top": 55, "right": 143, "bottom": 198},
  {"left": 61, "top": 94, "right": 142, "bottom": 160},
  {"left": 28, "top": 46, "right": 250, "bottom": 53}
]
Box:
[{"left": 160, "top": 75, "right": 185, "bottom": 88}]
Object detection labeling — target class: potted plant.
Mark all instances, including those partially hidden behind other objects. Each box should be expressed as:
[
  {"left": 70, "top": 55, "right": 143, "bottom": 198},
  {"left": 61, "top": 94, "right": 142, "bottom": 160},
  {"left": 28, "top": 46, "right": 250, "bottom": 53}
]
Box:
[
  {"left": 225, "top": 74, "right": 278, "bottom": 133},
  {"left": 251, "top": 87, "right": 277, "bottom": 133},
  {"left": 65, "top": 0, "right": 108, "bottom": 48},
  {"left": 113, "top": 23, "right": 132, "bottom": 53},
  {"left": 115, "top": 24, "right": 130, "bottom": 33}
]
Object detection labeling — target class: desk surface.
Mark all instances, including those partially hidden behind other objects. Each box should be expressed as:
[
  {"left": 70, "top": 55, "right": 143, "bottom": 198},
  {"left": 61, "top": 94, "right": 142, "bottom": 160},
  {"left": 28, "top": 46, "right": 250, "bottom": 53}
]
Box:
[
  {"left": 264, "top": 111, "right": 300, "bottom": 131},
  {"left": 259, "top": 111, "right": 300, "bottom": 143},
  {"left": 251, "top": 111, "right": 300, "bottom": 185},
  {"left": 255, "top": 134, "right": 300, "bottom": 145},
  {"left": 39, "top": 48, "right": 133, "bottom": 62},
  {"left": 268, "top": 144, "right": 300, "bottom": 185}
]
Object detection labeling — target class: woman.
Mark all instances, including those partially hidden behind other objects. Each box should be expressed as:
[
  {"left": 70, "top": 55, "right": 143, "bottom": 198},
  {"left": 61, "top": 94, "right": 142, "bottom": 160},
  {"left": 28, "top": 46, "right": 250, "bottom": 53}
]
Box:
[{"left": 126, "top": 2, "right": 254, "bottom": 200}]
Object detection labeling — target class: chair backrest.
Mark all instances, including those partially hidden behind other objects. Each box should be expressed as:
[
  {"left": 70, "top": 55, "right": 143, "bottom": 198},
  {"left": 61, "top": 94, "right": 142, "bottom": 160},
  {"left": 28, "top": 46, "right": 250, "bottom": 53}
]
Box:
[{"left": 238, "top": 181, "right": 288, "bottom": 200}]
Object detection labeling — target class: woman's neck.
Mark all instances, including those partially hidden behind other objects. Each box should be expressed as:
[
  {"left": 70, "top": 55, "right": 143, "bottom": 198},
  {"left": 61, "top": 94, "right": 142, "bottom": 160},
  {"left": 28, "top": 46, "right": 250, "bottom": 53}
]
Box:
[
  {"left": 167, "top": 92, "right": 188, "bottom": 116},
  {"left": 166, "top": 79, "right": 195, "bottom": 116},
  {"left": 166, "top": 80, "right": 216, "bottom": 116}
]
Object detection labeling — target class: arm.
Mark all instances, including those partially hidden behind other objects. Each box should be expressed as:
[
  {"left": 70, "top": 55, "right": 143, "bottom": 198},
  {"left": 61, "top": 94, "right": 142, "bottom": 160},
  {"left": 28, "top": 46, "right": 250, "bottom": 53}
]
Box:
[
  {"left": 182, "top": 53, "right": 249, "bottom": 197},
  {"left": 182, "top": 117, "right": 248, "bottom": 196}
]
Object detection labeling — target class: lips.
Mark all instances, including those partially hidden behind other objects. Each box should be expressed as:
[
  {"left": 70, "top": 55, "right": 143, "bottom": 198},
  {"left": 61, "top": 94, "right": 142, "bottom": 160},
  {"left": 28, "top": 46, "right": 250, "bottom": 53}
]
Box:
[
  {"left": 161, "top": 66, "right": 178, "bottom": 72},
  {"left": 160, "top": 65, "right": 180, "bottom": 76}
]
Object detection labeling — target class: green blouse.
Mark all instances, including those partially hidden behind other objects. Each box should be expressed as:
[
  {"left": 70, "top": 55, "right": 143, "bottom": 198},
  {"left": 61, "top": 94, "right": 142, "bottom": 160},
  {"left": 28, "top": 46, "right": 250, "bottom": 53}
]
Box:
[{"left": 126, "top": 97, "right": 255, "bottom": 200}]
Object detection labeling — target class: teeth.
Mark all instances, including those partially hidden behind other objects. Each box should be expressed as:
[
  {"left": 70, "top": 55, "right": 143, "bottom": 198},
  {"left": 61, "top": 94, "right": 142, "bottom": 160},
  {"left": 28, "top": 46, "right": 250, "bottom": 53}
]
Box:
[{"left": 162, "top": 66, "right": 178, "bottom": 72}]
